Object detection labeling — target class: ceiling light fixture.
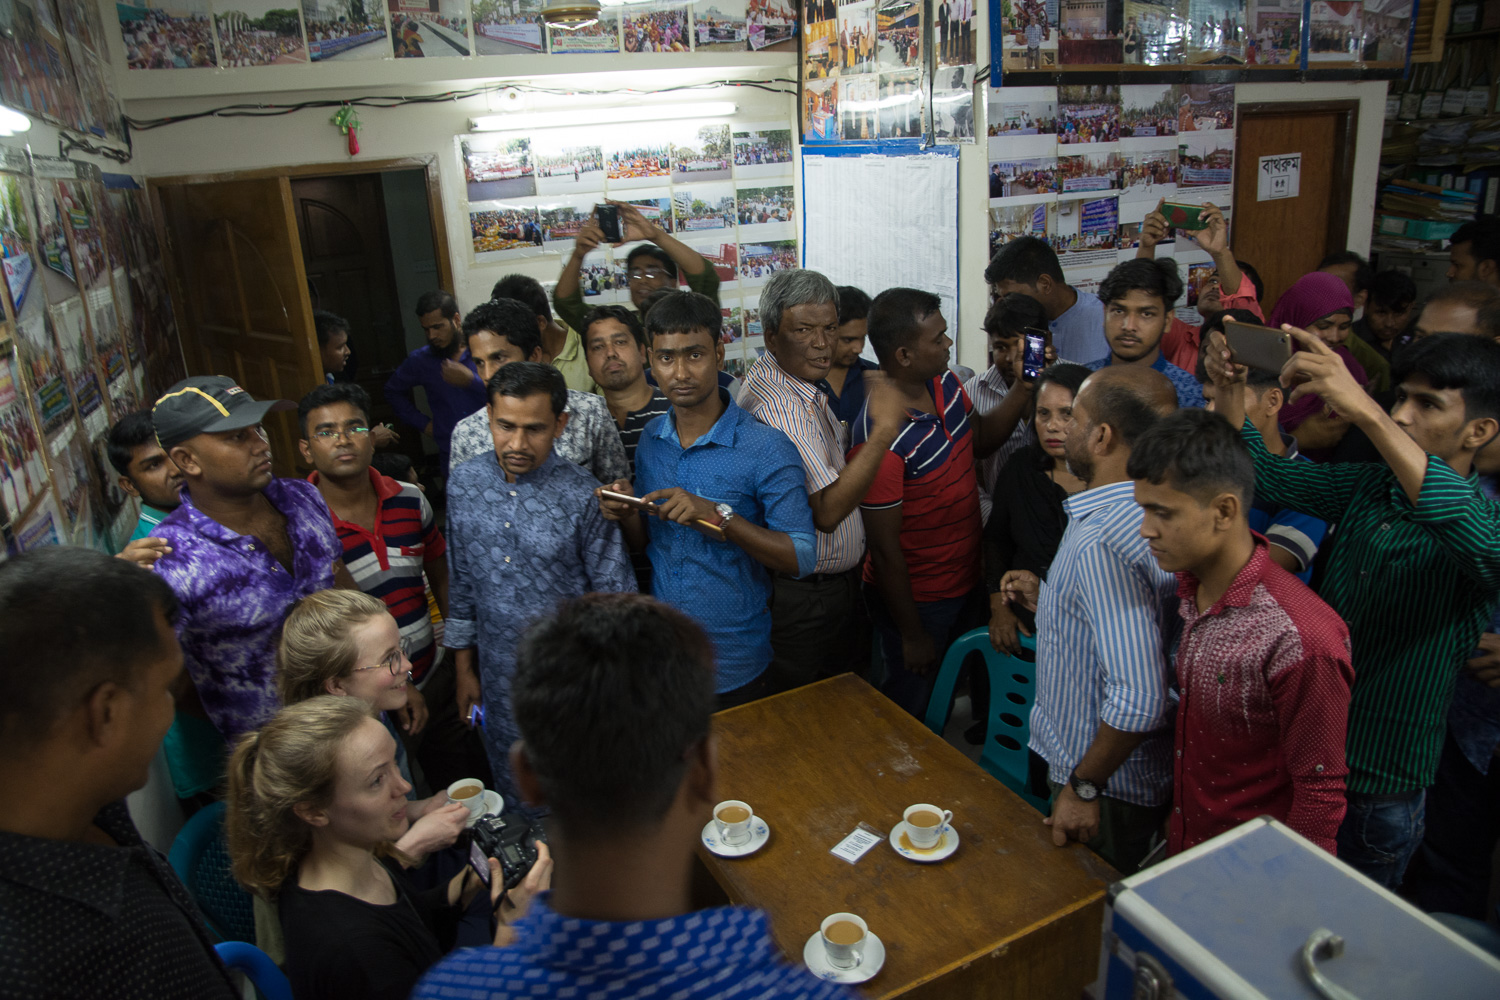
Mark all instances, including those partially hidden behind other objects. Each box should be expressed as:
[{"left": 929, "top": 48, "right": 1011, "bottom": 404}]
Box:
[
  {"left": 542, "top": 0, "right": 602, "bottom": 28},
  {"left": 471, "top": 101, "right": 738, "bottom": 132}
]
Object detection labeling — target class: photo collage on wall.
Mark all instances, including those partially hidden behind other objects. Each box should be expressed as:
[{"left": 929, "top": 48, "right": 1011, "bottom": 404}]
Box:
[
  {"left": 0, "top": 0, "right": 124, "bottom": 138},
  {"left": 0, "top": 146, "right": 179, "bottom": 558},
  {"left": 113, "top": 0, "right": 797, "bottom": 69},
  {"left": 461, "top": 119, "right": 797, "bottom": 377},
  {"left": 996, "top": 0, "right": 1412, "bottom": 72},
  {"left": 987, "top": 82, "right": 1235, "bottom": 328}
]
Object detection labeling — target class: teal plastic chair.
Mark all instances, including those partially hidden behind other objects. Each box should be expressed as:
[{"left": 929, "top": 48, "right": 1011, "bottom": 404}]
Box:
[
  {"left": 924, "top": 627, "right": 1049, "bottom": 813},
  {"left": 168, "top": 801, "right": 257, "bottom": 944},
  {"left": 215, "top": 942, "right": 292, "bottom": 1000}
]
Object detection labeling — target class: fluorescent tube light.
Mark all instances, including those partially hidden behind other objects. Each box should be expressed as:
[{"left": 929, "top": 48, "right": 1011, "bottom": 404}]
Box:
[{"left": 471, "top": 101, "right": 738, "bottom": 132}]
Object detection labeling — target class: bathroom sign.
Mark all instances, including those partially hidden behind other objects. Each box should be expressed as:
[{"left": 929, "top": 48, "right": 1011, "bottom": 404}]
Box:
[{"left": 1257, "top": 153, "right": 1301, "bottom": 201}]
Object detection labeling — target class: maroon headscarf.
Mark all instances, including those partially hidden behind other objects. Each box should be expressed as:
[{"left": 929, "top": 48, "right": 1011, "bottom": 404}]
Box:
[{"left": 1270, "top": 271, "right": 1366, "bottom": 432}]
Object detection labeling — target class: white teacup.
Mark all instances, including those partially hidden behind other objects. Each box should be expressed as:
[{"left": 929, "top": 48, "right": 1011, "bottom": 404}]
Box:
[
  {"left": 903, "top": 803, "right": 953, "bottom": 850},
  {"left": 446, "top": 778, "right": 486, "bottom": 821},
  {"left": 820, "top": 912, "right": 867, "bottom": 970},
  {"left": 713, "top": 799, "right": 755, "bottom": 845}
]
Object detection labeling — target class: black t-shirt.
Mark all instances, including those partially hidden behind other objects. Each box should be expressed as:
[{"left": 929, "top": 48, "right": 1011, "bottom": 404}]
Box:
[
  {"left": 278, "top": 857, "right": 458, "bottom": 1000},
  {"left": 984, "top": 443, "right": 1073, "bottom": 593}
]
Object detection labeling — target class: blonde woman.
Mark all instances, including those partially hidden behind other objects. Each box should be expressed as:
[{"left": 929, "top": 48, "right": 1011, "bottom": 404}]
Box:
[
  {"left": 227, "top": 697, "right": 551, "bottom": 1000},
  {"left": 278, "top": 589, "right": 469, "bottom": 863}
]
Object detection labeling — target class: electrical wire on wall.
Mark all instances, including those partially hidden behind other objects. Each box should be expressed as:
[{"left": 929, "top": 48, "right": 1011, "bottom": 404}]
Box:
[{"left": 125, "top": 77, "right": 799, "bottom": 132}]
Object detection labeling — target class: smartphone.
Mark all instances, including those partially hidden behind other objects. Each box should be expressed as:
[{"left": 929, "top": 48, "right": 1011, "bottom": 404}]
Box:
[
  {"left": 1223, "top": 319, "right": 1293, "bottom": 374},
  {"left": 1161, "top": 202, "right": 1208, "bottom": 231},
  {"left": 599, "top": 489, "right": 655, "bottom": 509},
  {"left": 595, "top": 204, "right": 623, "bottom": 243},
  {"left": 1022, "top": 332, "right": 1046, "bottom": 381},
  {"left": 468, "top": 838, "right": 491, "bottom": 887}
]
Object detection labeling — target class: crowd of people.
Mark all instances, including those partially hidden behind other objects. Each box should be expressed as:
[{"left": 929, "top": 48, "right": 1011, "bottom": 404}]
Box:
[
  {"left": 215, "top": 27, "right": 304, "bottom": 67},
  {"left": 9, "top": 190, "right": 1500, "bottom": 998},
  {"left": 736, "top": 187, "right": 795, "bottom": 225},
  {"left": 469, "top": 208, "right": 542, "bottom": 252},
  {"left": 1058, "top": 111, "right": 1120, "bottom": 144},
  {"left": 121, "top": 9, "right": 216, "bottom": 69},
  {"left": 608, "top": 145, "right": 670, "bottom": 179},
  {"left": 623, "top": 9, "right": 688, "bottom": 52},
  {"left": 733, "top": 133, "right": 793, "bottom": 167},
  {"left": 739, "top": 244, "right": 799, "bottom": 280}
]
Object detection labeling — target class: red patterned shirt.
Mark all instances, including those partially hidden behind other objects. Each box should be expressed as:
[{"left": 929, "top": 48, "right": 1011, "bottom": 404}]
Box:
[{"left": 1169, "top": 535, "right": 1354, "bottom": 855}]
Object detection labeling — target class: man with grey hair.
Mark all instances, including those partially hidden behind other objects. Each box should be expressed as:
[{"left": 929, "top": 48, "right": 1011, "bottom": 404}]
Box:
[{"left": 741, "top": 269, "right": 905, "bottom": 689}]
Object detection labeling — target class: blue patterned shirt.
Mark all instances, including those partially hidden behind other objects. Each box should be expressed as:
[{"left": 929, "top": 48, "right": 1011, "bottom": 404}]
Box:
[
  {"left": 1030, "top": 480, "right": 1179, "bottom": 807},
  {"left": 1084, "top": 353, "right": 1206, "bottom": 409},
  {"left": 149, "top": 479, "right": 342, "bottom": 738},
  {"left": 445, "top": 450, "right": 635, "bottom": 802},
  {"left": 412, "top": 895, "right": 856, "bottom": 1000},
  {"left": 634, "top": 391, "right": 817, "bottom": 692}
]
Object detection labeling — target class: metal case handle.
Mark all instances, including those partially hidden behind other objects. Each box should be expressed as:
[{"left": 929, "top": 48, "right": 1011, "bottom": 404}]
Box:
[{"left": 1300, "top": 928, "right": 1363, "bottom": 1000}]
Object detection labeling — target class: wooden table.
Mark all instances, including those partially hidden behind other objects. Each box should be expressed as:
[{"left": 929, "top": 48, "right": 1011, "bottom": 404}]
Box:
[{"left": 695, "top": 674, "right": 1118, "bottom": 1000}]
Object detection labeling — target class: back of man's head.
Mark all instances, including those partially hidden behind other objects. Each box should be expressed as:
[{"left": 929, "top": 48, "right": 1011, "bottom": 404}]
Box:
[
  {"left": 643, "top": 290, "right": 720, "bottom": 345},
  {"left": 1450, "top": 215, "right": 1500, "bottom": 274},
  {"left": 296, "top": 381, "right": 373, "bottom": 438},
  {"left": 1393, "top": 332, "right": 1500, "bottom": 431},
  {"left": 513, "top": 594, "right": 715, "bottom": 835},
  {"left": 1424, "top": 280, "right": 1500, "bottom": 339},
  {"left": 464, "top": 297, "right": 542, "bottom": 356},
  {"left": 1127, "top": 408, "right": 1255, "bottom": 508},
  {"left": 1098, "top": 258, "right": 1184, "bottom": 309},
  {"left": 490, "top": 274, "right": 552, "bottom": 322},
  {"left": 867, "top": 287, "right": 942, "bottom": 367},
  {"left": 1317, "top": 250, "right": 1374, "bottom": 294},
  {"left": 312, "top": 309, "right": 348, "bottom": 347},
  {"left": 1081, "top": 365, "right": 1178, "bottom": 447},
  {"left": 415, "top": 290, "right": 459, "bottom": 319},
  {"left": 983, "top": 235, "right": 1065, "bottom": 288},
  {"left": 761, "top": 268, "right": 837, "bottom": 339},
  {"left": 0, "top": 548, "right": 178, "bottom": 757},
  {"left": 836, "top": 285, "right": 871, "bottom": 324},
  {"left": 106, "top": 409, "right": 156, "bottom": 477},
  {"left": 983, "top": 292, "right": 1047, "bottom": 339}
]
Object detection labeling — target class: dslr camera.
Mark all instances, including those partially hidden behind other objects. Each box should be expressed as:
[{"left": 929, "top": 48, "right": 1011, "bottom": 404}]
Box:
[{"left": 469, "top": 809, "right": 544, "bottom": 891}]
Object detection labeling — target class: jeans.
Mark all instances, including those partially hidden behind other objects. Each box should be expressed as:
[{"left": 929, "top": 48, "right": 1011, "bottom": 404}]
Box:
[
  {"left": 1335, "top": 788, "right": 1426, "bottom": 889},
  {"left": 865, "top": 584, "right": 985, "bottom": 718},
  {"left": 1402, "top": 733, "right": 1500, "bottom": 919}
]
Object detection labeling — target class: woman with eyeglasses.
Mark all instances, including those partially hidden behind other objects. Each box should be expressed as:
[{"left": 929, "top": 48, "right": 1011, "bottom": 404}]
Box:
[{"left": 277, "top": 589, "right": 471, "bottom": 863}]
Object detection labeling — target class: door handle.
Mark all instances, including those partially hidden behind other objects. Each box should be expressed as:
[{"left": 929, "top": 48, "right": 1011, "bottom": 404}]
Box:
[{"left": 1300, "top": 928, "right": 1362, "bottom": 1000}]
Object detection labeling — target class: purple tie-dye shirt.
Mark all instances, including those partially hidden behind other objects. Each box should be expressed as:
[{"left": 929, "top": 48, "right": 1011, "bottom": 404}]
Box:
[{"left": 150, "top": 478, "right": 341, "bottom": 738}]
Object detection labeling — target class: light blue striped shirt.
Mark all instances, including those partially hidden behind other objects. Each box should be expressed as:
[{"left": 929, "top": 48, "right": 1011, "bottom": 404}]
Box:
[{"left": 1030, "top": 480, "right": 1179, "bottom": 807}]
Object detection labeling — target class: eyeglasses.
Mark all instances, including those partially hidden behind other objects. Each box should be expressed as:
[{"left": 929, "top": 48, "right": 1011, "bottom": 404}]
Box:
[
  {"left": 352, "top": 637, "right": 412, "bottom": 677},
  {"left": 629, "top": 269, "right": 672, "bottom": 281},
  {"left": 311, "top": 426, "right": 371, "bottom": 441}
]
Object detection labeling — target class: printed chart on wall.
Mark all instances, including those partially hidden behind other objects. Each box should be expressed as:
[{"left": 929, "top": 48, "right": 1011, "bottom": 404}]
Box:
[
  {"left": 803, "top": 151, "right": 959, "bottom": 350},
  {"left": 987, "top": 82, "right": 1235, "bottom": 322},
  {"left": 460, "top": 118, "right": 797, "bottom": 372}
]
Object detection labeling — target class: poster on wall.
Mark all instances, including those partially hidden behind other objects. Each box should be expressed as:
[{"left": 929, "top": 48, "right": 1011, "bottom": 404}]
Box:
[
  {"left": 533, "top": 139, "right": 606, "bottom": 194},
  {"left": 696, "top": 0, "right": 749, "bottom": 50},
  {"left": 1360, "top": 0, "right": 1412, "bottom": 66},
  {"left": 216, "top": 0, "right": 310, "bottom": 66},
  {"left": 1245, "top": 0, "right": 1301, "bottom": 65},
  {"left": 876, "top": 0, "right": 921, "bottom": 68},
  {"left": 118, "top": 0, "right": 218, "bottom": 68},
  {"left": 14, "top": 312, "right": 70, "bottom": 433},
  {"left": 937, "top": 0, "right": 978, "bottom": 66},
  {"left": 461, "top": 135, "right": 535, "bottom": 200},
  {"left": 836, "top": 0, "right": 877, "bottom": 74},
  {"left": 838, "top": 75, "right": 879, "bottom": 140},
  {"left": 469, "top": 201, "right": 541, "bottom": 261},
  {"left": 934, "top": 66, "right": 975, "bottom": 143},
  {"left": 388, "top": 0, "right": 471, "bottom": 57},
  {"left": 1060, "top": 0, "right": 1123, "bottom": 65},
  {"left": 0, "top": 347, "right": 48, "bottom": 522},
  {"left": 301, "top": 0, "right": 388, "bottom": 61},
  {"left": 747, "top": 0, "right": 795, "bottom": 49},
  {"left": 1000, "top": 0, "right": 1060, "bottom": 71},
  {"left": 732, "top": 125, "right": 794, "bottom": 179},
  {"left": 1187, "top": 0, "right": 1246, "bottom": 64},
  {"left": 607, "top": 138, "right": 673, "bottom": 190},
  {"left": 1122, "top": 0, "right": 1188, "bottom": 64},
  {"left": 622, "top": 3, "right": 691, "bottom": 52},
  {"left": 474, "top": 0, "right": 544, "bottom": 53},
  {"left": 0, "top": 0, "right": 77, "bottom": 123},
  {"left": 671, "top": 125, "right": 732, "bottom": 182},
  {"left": 548, "top": 16, "right": 620, "bottom": 53}
]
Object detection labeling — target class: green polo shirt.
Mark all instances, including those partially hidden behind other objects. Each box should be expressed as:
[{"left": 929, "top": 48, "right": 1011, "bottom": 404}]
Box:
[
  {"left": 129, "top": 503, "right": 175, "bottom": 541},
  {"left": 1240, "top": 417, "right": 1500, "bottom": 795},
  {"left": 551, "top": 325, "right": 599, "bottom": 395}
]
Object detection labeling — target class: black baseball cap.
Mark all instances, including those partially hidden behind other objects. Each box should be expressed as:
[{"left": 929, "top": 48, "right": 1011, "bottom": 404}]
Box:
[{"left": 152, "top": 376, "right": 294, "bottom": 450}]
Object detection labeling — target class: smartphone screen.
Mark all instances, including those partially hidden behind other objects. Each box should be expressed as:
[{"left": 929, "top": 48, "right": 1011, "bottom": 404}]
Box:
[
  {"left": 468, "top": 839, "right": 491, "bottom": 886},
  {"left": 595, "top": 204, "right": 622, "bottom": 243},
  {"left": 1023, "top": 333, "right": 1046, "bottom": 381}
]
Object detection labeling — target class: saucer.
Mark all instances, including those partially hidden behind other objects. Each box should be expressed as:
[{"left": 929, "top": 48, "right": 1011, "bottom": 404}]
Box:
[
  {"left": 464, "top": 790, "right": 504, "bottom": 828},
  {"left": 802, "top": 930, "right": 886, "bottom": 984},
  {"left": 889, "top": 821, "right": 959, "bottom": 862},
  {"left": 701, "top": 816, "right": 770, "bottom": 857}
]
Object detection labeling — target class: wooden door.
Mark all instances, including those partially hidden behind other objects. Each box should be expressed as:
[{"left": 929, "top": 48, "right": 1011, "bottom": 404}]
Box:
[
  {"left": 152, "top": 177, "right": 320, "bottom": 478},
  {"left": 1233, "top": 102, "right": 1359, "bottom": 314},
  {"left": 290, "top": 174, "right": 409, "bottom": 375}
]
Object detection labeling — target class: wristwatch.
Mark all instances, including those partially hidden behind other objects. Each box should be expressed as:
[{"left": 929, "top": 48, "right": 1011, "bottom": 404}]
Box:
[
  {"left": 713, "top": 502, "right": 736, "bottom": 526},
  {"left": 1069, "top": 770, "right": 1102, "bottom": 803}
]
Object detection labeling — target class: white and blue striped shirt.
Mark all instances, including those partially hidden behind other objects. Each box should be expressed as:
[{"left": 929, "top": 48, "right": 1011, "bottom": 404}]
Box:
[{"left": 1030, "top": 480, "right": 1179, "bottom": 807}]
